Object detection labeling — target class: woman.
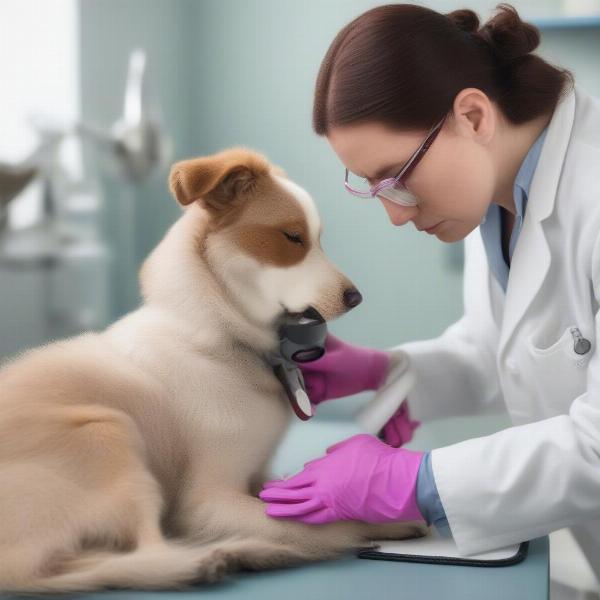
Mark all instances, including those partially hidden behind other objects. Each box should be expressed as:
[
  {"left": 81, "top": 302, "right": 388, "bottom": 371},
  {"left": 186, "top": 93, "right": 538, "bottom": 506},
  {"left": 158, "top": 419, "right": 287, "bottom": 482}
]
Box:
[{"left": 259, "top": 2, "right": 600, "bottom": 575}]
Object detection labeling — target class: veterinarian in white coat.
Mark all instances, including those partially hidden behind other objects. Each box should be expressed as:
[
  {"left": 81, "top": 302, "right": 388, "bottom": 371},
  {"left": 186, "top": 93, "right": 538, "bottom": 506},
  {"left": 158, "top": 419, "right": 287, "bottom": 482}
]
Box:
[
  {"left": 388, "top": 81, "right": 600, "bottom": 571},
  {"left": 260, "top": 4, "right": 600, "bottom": 576}
]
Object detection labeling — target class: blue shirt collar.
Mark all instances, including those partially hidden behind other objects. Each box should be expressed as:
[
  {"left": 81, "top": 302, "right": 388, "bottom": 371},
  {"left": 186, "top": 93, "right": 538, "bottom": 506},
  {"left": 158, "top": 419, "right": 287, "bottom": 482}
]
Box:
[
  {"left": 481, "top": 126, "right": 548, "bottom": 226},
  {"left": 478, "top": 126, "right": 548, "bottom": 292},
  {"left": 513, "top": 126, "right": 548, "bottom": 218}
]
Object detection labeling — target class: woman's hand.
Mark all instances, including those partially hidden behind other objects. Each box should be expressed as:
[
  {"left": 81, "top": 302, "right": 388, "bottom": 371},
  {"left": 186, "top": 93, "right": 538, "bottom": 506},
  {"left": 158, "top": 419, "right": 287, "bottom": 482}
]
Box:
[
  {"left": 298, "top": 334, "right": 391, "bottom": 405},
  {"left": 259, "top": 434, "right": 426, "bottom": 524},
  {"left": 378, "top": 399, "right": 421, "bottom": 447}
]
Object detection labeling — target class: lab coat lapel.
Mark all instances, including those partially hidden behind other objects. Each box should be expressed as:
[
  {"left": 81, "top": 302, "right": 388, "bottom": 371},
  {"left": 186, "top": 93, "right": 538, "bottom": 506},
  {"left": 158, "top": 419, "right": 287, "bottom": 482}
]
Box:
[
  {"left": 497, "top": 88, "right": 576, "bottom": 360},
  {"left": 497, "top": 202, "right": 551, "bottom": 358}
]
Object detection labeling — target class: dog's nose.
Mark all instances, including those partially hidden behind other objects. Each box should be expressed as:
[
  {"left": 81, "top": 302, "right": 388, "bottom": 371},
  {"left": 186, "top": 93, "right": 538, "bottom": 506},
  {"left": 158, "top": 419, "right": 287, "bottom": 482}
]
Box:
[{"left": 343, "top": 288, "right": 363, "bottom": 308}]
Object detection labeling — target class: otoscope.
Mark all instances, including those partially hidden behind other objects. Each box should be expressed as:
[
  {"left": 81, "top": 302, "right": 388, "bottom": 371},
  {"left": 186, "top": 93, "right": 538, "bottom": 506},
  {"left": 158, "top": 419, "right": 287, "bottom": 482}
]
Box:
[{"left": 265, "top": 306, "right": 327, "bottom": 421}]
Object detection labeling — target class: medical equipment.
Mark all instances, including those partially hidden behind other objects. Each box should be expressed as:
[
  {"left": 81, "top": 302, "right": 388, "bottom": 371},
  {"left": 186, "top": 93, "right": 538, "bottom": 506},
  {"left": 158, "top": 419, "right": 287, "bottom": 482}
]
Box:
[
  {"left": 358, "top": 526, "right": 528, "bottom": 566},
  {"left": 354, "top": 351, "right": 417, "bottom": 435},
  {"left": 73, "top": 49, "right": 171, "bottom": 182},
  {"left": 0, "top": 49, "right": 171, "bottom": 359},
  {"left": 571, "top": 327, "right": 591, "bottom": 355},
  {"left": 265, "top": 307, "right": 327, "bottom": 421},
  {"left": 0, "top": 164, "right": 38, "bottom": 232}
]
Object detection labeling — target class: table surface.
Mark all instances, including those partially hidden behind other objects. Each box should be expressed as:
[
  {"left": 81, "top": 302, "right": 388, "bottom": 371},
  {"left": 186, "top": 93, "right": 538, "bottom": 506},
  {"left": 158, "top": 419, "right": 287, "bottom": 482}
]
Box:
[{"left": 0, "top": 410, "right": 549, "bottom": 600}]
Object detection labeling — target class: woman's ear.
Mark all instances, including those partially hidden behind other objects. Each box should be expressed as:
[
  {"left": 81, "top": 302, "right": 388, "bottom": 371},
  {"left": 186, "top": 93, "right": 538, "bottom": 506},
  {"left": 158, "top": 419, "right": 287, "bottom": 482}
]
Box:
[
  {"left": 168, "top": 146, "right": 271, "bottom": 213},
  {"left": 451, "top": 87, "right": 496, "bottom": 145}
]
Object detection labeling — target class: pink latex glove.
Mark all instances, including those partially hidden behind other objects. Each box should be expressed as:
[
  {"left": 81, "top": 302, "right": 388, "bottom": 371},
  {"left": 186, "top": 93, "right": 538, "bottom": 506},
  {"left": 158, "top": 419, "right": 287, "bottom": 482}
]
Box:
[
  {"left": 299, "top": 334, "right": 390, "bottom": 405},
  {"left": 259, "top": 434, "right": 425, "bottom": 524},
  {"left": 378, "top": 399, "right": 421, "bottom": 448}
]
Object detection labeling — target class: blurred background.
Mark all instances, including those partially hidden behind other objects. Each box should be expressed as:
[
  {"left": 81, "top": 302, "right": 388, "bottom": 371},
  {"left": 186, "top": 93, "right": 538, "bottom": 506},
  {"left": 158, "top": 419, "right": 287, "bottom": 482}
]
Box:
[
  {"left": 1, "top": 2, "right": 599, "bottom": 595},
  {"left": 1, "top": 0, "right": 599, "bottom": 363}
]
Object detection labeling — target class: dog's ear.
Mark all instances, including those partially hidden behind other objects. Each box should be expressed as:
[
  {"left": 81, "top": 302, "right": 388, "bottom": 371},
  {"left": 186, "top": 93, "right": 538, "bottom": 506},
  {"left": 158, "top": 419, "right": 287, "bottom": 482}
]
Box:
[{"left": 169, "top": 147, "right": 270, "bottom": 213}]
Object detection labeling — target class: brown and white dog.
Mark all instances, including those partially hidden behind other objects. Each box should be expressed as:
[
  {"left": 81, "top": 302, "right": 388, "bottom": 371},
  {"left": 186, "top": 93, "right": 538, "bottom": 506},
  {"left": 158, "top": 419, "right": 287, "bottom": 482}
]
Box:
[{"left": 0, "top": 147, "right": 425, "bottom": 593}]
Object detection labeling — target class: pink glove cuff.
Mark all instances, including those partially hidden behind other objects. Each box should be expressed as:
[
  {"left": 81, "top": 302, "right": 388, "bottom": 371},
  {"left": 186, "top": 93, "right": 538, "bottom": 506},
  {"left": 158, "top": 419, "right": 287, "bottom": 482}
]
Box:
[
  {"left": 380, "top": 400, "right": 422, "bottom": 447},
  {"left": 384, "top": 448, "right": 426, "bottom": 522}
]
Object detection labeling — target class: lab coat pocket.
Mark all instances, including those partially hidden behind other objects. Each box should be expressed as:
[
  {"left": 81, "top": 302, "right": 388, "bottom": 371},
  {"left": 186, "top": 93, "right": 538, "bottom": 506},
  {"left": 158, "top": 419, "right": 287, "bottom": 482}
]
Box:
[{"left": 526, "top": 326, "right": 591, "bottom": 415}]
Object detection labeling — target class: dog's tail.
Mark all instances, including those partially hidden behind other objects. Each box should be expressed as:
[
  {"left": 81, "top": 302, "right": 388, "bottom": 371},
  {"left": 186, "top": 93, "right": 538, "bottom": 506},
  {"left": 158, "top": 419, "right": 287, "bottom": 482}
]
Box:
[{"left": 1, "top": 535, "right": 248, "bottom": 595}]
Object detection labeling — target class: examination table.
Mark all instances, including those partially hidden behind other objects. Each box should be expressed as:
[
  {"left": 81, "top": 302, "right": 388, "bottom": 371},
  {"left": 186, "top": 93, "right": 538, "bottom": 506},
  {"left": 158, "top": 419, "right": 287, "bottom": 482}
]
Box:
[{"left": 0, "top": 409, "right": 549, "bottom": 600}]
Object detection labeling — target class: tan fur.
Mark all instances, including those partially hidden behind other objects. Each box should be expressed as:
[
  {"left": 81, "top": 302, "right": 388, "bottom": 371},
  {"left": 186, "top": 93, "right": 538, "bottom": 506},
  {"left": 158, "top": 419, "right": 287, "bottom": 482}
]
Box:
[
  {"left": 0, "top": 147, "right": 426, "bottom": 593},
  {"left": 222, "top": 174, "right": 313, "bottom": 267},
  {"left": 169, "top": 146, "right": 271, "bottom": 209},
  {"left": 172, "top": 147, "right": 312, "bottom": 268}
]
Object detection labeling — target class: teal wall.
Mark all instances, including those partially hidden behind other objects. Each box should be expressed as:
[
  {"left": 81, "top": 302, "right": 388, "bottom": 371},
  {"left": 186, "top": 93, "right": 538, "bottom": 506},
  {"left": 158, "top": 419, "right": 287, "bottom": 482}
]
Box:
[
  {"left": 80, "top": 0, "right": 600, "bottom": 354},
  {"left": 80, "top": 0, "right": 199, "bottom": 316}
]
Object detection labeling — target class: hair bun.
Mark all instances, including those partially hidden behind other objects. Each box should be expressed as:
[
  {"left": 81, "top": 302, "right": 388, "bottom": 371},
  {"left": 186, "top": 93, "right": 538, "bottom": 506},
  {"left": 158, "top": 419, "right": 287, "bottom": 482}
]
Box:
[
  {"left": 446, "top": 8, "right": 480, "bottom": 34},
  {"left": 478, "top": 3, "right": 540, "bottom": 62}
]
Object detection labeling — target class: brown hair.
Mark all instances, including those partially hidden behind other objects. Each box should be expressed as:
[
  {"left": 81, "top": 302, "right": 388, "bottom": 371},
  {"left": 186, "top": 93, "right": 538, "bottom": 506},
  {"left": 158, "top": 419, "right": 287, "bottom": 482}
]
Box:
[{"left": 313, "top": 3, "right": 573, "bottom": 134}]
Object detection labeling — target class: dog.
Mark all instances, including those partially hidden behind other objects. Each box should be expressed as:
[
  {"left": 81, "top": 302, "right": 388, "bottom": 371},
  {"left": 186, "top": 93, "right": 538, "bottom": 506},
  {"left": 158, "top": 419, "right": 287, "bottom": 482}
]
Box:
[{"left": 0, "top": 147, "right": 427, "bottom": 593}]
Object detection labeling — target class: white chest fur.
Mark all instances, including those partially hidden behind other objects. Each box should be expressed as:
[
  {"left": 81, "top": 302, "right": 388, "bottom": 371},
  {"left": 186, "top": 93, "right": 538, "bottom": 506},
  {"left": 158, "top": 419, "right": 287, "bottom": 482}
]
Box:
[{"left": 103, "top": 307, "right": 291, "bottom": 489}]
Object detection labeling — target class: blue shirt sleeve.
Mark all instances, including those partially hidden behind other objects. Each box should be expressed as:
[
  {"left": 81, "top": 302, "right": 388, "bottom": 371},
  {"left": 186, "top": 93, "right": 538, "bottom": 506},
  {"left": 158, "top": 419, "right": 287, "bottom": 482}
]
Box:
[{"left": 415, "top": 451, "right": 452, "bottom": 537}]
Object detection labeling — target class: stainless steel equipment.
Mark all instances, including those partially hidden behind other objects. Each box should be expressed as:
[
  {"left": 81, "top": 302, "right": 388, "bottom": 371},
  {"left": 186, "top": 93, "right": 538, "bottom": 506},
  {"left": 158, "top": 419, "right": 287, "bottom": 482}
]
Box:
[{"left": 0, "top": 49, "right": 172, "bottom": 360}]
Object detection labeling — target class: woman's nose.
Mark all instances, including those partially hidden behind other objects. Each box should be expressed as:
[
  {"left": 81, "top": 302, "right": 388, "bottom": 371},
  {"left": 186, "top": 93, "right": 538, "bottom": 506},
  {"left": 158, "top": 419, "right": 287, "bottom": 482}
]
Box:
[{"left": 379, "top": 197, "right": 418, "bottom": 227}]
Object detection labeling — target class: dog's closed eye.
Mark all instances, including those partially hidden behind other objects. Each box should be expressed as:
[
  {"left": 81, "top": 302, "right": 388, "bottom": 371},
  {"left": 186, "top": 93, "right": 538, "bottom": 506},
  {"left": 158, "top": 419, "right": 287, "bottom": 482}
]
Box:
[{"left": 283, "top": 231, "right": 304, "bottom": 245}]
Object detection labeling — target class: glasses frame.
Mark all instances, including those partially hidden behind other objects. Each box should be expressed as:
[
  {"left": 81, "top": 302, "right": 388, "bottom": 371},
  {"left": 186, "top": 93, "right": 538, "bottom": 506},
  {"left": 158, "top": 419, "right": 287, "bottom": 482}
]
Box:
[{"left": 344, "top": 114, "right": 447, "bottom": 203}]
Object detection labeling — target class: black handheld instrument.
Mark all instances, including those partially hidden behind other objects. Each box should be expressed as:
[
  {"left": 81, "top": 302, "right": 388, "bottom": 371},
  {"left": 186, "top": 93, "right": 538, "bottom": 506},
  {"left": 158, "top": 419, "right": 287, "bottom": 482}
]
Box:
[{"left": 266, "top": 307, "right": 327, "bottom": 421}]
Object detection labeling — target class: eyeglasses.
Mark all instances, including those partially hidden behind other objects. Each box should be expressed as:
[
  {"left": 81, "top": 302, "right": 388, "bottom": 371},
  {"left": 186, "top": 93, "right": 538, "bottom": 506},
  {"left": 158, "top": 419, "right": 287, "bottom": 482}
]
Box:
[{"left": 343, "top": 114, "right": 447, "bottom": 207}]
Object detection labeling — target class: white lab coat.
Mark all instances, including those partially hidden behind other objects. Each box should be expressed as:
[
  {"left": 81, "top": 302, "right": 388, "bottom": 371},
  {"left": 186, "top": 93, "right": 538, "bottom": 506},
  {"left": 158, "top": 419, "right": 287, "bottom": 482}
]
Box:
[{"left": 387, "top": 84, "right": 600, "bottom": 575}]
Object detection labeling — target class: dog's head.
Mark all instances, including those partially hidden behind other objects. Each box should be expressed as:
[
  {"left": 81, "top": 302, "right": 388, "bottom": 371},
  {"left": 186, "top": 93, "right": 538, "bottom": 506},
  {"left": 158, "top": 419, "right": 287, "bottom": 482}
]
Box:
[{"left": 167, "top": 146, "right": 362, "bottom": 325}]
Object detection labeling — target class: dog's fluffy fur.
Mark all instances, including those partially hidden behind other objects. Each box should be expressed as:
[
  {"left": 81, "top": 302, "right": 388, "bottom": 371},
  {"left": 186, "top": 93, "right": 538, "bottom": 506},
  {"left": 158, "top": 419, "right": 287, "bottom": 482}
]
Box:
[{"left": 0, "top": 147, "right": 426, "bottom": 593}]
